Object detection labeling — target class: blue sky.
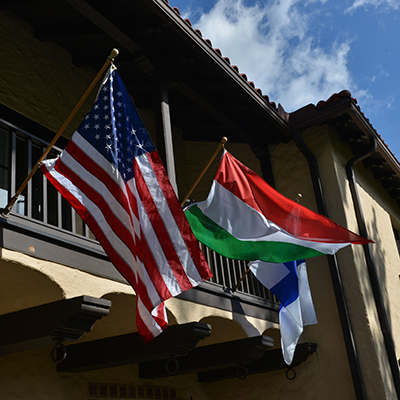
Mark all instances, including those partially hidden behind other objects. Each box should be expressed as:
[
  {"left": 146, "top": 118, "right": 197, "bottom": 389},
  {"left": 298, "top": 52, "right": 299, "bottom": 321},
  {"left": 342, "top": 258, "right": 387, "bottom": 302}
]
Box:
[{"left": 170, "top": 0, "right": 400, "bottom": 157}]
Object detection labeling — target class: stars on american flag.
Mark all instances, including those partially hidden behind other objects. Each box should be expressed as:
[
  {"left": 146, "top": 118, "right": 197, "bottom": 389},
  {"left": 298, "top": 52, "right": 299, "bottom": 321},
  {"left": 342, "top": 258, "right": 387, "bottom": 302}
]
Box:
[
  {"left": 42, "top": 68, "right": 212, "bottom": 345},
  {"left": 77, "top": 70, "right": 155, "bottom": 182}
]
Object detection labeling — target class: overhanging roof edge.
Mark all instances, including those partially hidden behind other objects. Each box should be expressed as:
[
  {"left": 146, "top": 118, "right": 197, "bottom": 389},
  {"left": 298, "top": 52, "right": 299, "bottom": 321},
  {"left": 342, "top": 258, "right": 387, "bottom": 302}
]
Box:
[
  {"left": 143, "top": 0, "right": 290, "bottom": 135},
  {"left": 290, "top": 98, "right": 400, "bottom": 178}
]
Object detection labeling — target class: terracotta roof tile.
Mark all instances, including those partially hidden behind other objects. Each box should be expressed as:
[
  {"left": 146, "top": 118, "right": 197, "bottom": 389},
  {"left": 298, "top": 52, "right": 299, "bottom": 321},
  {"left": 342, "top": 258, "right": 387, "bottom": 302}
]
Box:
[
  {"left": 315, "top": 91, "right": 400, "bottom": 163},
  {"left": 172, "top": 6, "right": 181, "bottom": 16},
  {"left": 316, "top": 90, "right": 353, "bottom": 110}
]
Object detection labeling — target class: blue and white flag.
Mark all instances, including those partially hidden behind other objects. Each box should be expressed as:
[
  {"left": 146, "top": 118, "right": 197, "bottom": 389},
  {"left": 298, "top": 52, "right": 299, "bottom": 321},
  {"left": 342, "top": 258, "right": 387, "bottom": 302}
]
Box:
[{"left": 249, "top": 259, "right": 317, "bottom": 365}]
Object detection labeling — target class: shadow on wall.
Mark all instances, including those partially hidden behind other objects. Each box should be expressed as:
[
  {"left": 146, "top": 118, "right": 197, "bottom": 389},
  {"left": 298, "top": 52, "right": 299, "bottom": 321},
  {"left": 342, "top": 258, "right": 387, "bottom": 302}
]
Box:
[
  {"left": 363, "top": 206, "right": 397, "bottom": 396},
  {"left": 198, "top": 316, "right": 248, "bottom": 347}
]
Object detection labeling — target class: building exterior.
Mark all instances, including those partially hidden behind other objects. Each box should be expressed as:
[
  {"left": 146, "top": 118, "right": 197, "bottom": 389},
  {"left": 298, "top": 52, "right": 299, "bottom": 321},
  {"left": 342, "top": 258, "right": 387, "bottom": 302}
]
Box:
[{"left": 1, "top": 1, "right": 400, "bottom": 399}]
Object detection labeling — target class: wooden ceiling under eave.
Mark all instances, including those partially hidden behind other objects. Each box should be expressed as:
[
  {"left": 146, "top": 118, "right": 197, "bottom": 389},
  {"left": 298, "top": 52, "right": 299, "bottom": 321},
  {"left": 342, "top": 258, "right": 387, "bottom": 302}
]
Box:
[
  {"left": 1, "top": 0, "right": 291, "bottom": 147},
  {"left": 289, "top": 96, "right": 400, "bottom": 208}
]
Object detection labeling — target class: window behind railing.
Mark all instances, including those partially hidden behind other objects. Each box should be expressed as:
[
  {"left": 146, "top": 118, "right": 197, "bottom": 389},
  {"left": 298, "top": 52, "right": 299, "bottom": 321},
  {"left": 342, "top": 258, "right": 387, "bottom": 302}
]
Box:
[{"left": 0, "top": 119, "right": 277, "bottom": 303}]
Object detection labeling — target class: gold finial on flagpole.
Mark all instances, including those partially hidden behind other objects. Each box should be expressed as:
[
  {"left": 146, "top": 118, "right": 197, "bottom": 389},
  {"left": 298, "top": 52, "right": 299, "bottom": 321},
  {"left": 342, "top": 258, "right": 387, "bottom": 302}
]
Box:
[
  {"left": 108, "top": 48, "right": 119, "bottom": 61},
  {"left": 1, "top": 49, "right": 119, "bottom": 217},
  {"left": 180, "top": 137, "right": 228, "bottom": 207},
  {"left": 294, "top": 193, "right": 303, "bottom": 203}
]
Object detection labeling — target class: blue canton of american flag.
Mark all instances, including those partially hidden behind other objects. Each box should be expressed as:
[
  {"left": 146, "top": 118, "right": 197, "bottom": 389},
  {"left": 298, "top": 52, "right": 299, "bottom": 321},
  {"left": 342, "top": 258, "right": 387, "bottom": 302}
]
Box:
[
  {"left": 81, "top": 68, "right": 154, "bottom": 183},
  {"left": 41, "top": 67, "right": 211, "bottom": 343}
]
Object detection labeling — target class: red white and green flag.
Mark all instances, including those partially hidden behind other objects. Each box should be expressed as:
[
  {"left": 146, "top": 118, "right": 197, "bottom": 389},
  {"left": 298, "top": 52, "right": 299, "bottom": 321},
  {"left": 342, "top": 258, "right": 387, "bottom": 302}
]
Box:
[{"left": 184, "top": 150, "right": 371, "bottom": 263}]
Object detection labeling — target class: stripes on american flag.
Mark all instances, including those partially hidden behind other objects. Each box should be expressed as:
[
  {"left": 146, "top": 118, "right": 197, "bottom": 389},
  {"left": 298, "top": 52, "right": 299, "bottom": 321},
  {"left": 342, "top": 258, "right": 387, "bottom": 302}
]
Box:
[{"left": 40, "top": 67, "right": 212, "bottom": 343}]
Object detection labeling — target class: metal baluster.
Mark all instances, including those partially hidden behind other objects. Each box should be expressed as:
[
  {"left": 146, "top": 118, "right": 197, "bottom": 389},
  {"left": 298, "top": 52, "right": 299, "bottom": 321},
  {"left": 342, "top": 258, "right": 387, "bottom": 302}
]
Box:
[
  {"left": 27, "top": 138, "right": 32, "bottom": 218},
  {"left": 57, "top": 192, "right": 62, "bottom": 229},
  {"left": 10, "top": 132, "right": 16, "bottom": 203},
  {"left": 71, "top": 208, "right": 76, "bottom": 234},
  {"left": 42, "top": 145, "right": 48, "bottom": 225}
]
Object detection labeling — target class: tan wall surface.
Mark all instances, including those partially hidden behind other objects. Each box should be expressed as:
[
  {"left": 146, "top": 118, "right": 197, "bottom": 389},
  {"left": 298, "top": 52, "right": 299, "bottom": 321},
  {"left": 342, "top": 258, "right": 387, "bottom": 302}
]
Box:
[
  {"left": 0, "top": 11, "right": 98, "bottom": 139},
  {"left": 0, "top": 247, "right": 276, "bottom": 337},
  {"left": 269, "top": 136, "right": 357, "bottom": 399},
  {"left": 321, "top": 129, "right": 400, "bottom": 399},
  {"left": 0, "top": 247, "right": 282, "bottom": 400},
  {"left": 0, "top": 346, "right": 212, "bottom": 400},
  {"left": 283, "top": 126, "right": 400, "bottom": 399}
]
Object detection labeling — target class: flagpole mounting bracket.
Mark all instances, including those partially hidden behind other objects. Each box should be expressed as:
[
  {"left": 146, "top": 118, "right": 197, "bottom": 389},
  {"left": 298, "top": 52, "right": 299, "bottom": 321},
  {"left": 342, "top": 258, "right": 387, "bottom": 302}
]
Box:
[
  {"left": 285, "top": 366, "right": 296, "bottom": 380},
  {"left": 51, "top": 338, "right": 67, "bottom": 364},
  {"left": 236, "top": 364, "right": 248, "bottom": 380},
  {"left": 165, "top": 356, "right": 179, "bottom": 375}
]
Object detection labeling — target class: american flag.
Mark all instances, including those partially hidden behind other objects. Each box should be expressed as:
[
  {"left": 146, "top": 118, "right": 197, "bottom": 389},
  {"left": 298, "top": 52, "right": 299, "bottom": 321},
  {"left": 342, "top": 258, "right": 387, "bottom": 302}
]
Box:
[{"left": 41, "top": 67, "right": 212, "bottom": 342}]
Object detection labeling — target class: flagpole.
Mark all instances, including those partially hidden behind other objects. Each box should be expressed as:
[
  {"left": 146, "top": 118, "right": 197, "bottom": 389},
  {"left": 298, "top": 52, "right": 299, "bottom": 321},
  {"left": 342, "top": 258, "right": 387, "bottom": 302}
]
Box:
[
  {"left": 1, "top": 48, "right": 119, "bottom": 217},
  {"left": 232, "top": 266, "right": 251, "bottom": 292},
  {"left": 180, "top": 137, "right": 227, "bottom": 207}
]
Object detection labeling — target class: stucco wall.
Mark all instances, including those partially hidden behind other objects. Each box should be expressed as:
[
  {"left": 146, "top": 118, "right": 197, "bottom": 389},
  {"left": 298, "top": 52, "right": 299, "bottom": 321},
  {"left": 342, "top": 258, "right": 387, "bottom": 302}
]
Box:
[
  {"left": 0, "top": 247, "right": 281, "bottom": 400},
  {"left": 269, "top": 134, "right": 357, "bottom": 399},
  {"left": 0, "top": 11, "right": 97, "bottom": 139},
  {"left": 270, "top": 126, "right": 400, "bottom": 399},
  {"left": 317, "top": 127, "right": 400, "bottom": 400},
  {"left": 0, "top": 346, "right": 212, "bottom": 400}
]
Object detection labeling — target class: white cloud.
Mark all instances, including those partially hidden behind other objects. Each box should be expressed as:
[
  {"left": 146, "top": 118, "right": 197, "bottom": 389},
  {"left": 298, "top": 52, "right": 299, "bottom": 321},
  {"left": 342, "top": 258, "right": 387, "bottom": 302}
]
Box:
[
  {"left": 185, "top": 0, "right": 355, "bottom": 112},
  {"left": 346, "top": 0, "right": 400, "bottom": 13},
  {"left": 386, "top": 94, "right": 395, "bottom": 109}
]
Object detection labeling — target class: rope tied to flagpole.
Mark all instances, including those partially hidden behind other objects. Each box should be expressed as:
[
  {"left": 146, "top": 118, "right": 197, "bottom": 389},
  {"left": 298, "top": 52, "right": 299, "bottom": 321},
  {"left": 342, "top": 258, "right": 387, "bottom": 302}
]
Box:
[{"left": 1, "top": 48, "right": 119, "bottom": 217}]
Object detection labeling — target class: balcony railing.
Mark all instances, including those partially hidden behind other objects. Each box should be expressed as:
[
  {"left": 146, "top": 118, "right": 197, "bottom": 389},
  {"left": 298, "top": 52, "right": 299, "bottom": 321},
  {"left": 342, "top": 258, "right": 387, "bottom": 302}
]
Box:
[
  {"left": 0, "top": 118, "right": 277, "bottom": 304},
  {"left": 0, "top": 118, "right": 93, "bottom": 239},
  {"left": 200, "top": 243, "right": 277, "bottom": 302}
]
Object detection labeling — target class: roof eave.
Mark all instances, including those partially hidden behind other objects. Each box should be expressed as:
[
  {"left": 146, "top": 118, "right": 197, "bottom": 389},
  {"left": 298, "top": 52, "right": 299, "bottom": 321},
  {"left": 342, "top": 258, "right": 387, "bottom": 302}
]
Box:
[
  {"left": 289, "top": 97, "right": 400, "bottom": 178},
  {"left": 145, "top": 0, "right": 291, "bottom": 137}
]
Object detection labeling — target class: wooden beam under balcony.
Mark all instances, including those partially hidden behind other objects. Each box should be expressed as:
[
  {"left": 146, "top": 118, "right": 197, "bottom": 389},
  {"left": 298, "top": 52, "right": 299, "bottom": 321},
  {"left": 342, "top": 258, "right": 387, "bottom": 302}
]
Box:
[
  {"left": 139, "top": 335, "right": 274, "bottom": 379},
  {"left": 57, "top": 322, "right": 212, "bottom": 373},
  {"left": 197, "top": 342, "right": 317, "bottom": 382},
  {"left": 0, "top": 295, "right": 111, "bottom": 355}
]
